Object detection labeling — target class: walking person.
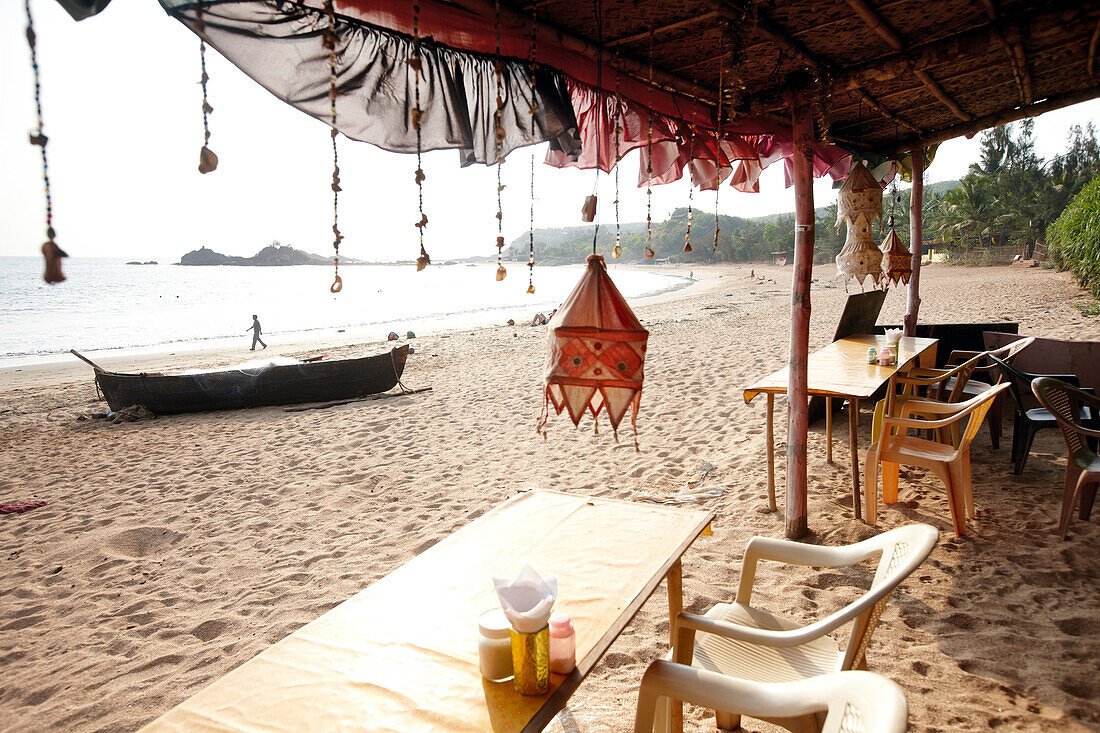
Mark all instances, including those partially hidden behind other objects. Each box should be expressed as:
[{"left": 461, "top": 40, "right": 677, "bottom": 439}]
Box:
[{"left": 247, "top": 314, "right": 267, "bottom": 350}]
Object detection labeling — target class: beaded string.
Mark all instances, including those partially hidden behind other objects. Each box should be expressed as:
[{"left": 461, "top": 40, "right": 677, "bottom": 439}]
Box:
[
  {"left": 412, "top": 3, "right": 429, "bottom": 271},
  {"left": 684, "top": 120, "right": 693, "bottom": 253},
  {"left": 323, "top": 0, "right": 343, "bottom": 293},
  {"left": 196, "top": 8, "right": 217, "bottom": 174},
  {"left": 26, "top": 0, "right": 66, "bottom": 284},
  {"left": 612, "top": 70, "right": 622, "bottom": 259},
  {"left": 527, "top": 9, "right": 536, "bottom": 294},
  {"left": 713, "top": 58, "right": 724, "bottom": 254},
  {"left": 644, "top": 32, "right": 655, "bottom": 259},
  {"left": 494, "top": 0, "right": 507, "bottom": 282}
]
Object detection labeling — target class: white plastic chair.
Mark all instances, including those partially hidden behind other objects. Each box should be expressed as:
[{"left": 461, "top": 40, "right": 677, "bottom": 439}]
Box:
[
  {"left": 635, "top": 662, "right": 908, "bottom": 733},
  {"left": 666, "top": 524, "right": 936, "bottom": 732}
]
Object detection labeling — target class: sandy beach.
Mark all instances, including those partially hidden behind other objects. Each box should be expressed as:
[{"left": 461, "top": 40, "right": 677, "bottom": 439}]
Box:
[{"left": 2, "top": 262, "right": 1098, "bottom": 732}]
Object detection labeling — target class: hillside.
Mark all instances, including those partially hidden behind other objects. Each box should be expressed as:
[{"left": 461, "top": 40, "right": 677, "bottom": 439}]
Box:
[
  {"left": 179, "top": 243, "right": 353, "bottom": 266},
  {"left": 504, "top": 179, "right": 961, "bottom": 265}
]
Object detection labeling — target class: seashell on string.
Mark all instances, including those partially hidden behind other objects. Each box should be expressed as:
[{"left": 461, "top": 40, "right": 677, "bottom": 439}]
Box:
[
  {"left": 329, "top": 274, "right": 342, "bottom": 293},
  {"left": 198, "top": 145, "right": 218, "bottom": 174},
  {"left": 527, "top": 284, "right": 535, "bottom": 294},
  {"left": 202, "top": 101, "right": 213, "bottom": 115},
  {"left": 644, "top": 246, "right": 655, "bottom": 259},
  {"left": 414, "top": 168, "right": 425, "bottom": 184},
  {"left": 28, "top": 132, "right": 47, "bottom": 147},
  {"left": 496, "top": 236, "right": 505, "bottom": 249},
  {"left": 416, "top": 253, "right": 430, "bottom": 271},
  {"left": 415, "top": 213, "right": 428, "bottom": 229},
  {"left": 613, "top": 245, "right": 622, "bottom": 259},
  {"left": 496, "top": 265, "right": 507, "bottom": 281},
  {"left": 41, "top": 239, "right": 67, "bottom": 284}
]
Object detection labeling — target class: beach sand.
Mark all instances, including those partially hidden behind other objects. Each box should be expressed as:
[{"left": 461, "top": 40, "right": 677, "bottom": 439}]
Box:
[{"left": 1, "top": 262, "right": 1098, "bottom": 732}]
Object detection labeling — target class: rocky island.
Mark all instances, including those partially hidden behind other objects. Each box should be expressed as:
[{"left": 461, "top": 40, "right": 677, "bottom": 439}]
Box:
[{"left": 179, "top": 243, "right": 353, "bottom": 266}]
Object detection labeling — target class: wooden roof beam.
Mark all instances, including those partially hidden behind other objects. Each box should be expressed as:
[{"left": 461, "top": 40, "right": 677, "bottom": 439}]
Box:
[
  {"left": 704, "top": 0, "right": 830, "bottom": 76},
  {"left": 890, "top": 85, "right": 1100, "bottom": 154},
  {"left": 605, "top": 12, "right": 718, "bottom": 48},
  {"left": 842, "top": 0, "right": 971, "bottom": 121},
  {"left": 853, "top": 86, "right": 922, "bottom": 134},
  {"left": 740, "top": 3, "right": 1090, "bottom": 117},
  {"left": 979, "top": 0, "right": 1033, "bottom": 104},
  {"left": 490, "top": 0, "right": 717, "bottom": 106}
]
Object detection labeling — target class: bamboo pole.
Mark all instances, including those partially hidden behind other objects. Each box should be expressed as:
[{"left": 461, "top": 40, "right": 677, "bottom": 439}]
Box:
[
  {"left": 785, "top": 75, "right": 815, "bottom": 540},
  {"left": 904, "top": 148, "right": 924, "bottom": 336}
]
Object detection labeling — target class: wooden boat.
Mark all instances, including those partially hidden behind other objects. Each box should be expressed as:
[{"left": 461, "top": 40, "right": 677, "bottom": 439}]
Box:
[{"left": 73, "top": 346, "right": 409, "bottom": 414}]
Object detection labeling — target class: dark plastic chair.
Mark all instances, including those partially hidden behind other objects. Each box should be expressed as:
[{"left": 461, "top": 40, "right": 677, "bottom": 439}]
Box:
[
  {"left": 911, "top": 337, "right": 1035, "bottom": 449},
  {"left": 989, "top": 355, "right": 1087, "bottom": 475},
  {"left": 1031, "top": 378, "right": 1100, "bottom": 538}
]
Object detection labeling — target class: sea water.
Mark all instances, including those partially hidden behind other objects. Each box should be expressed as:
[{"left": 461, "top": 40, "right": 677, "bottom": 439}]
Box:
[{"left": 0, "top": 257, "right": 689, "bottom": 364}]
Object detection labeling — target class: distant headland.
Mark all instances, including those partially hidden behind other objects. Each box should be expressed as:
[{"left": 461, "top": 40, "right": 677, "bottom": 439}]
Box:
[{"left": 179, "top": 243, "right": 358, "bottom": 266}]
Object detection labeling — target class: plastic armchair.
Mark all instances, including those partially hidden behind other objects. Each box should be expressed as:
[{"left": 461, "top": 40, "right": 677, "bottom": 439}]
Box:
[
  {"left": 635, "top": 663, "right": 907, "bottom": 733},
  {"left": 912, "top": 337, "right": 1035, "bottom": 449},
  {"left": 663, "top": 524, "right": 936, "bottom": 733},
  {"left": 989, "top": 355, "right": 1087, "bottom": 475},
  {"left": 871, "top": 354, "right": 982, "bottom": 448},
  {"left": 1031, "top": 377, "right": 1100, "bottom": 538},
  {"left": 865, "top": 384, "right": 1010, "bottom": 537}
]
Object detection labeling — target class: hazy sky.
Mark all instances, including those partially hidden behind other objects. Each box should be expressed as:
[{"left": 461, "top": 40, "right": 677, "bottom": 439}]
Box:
[{"left": 3, "top": 0, "right": 1100, "bottom": 262}]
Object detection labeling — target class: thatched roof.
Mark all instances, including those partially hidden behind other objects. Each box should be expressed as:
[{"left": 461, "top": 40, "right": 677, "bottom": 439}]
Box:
[{"left": 514, "top": 0, "right": 1100, "bottom": 155}]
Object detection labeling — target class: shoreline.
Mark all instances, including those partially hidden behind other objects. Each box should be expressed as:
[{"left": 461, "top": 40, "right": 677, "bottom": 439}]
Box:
[{"left": 0, "top": 263, "right": 706, "bottom": 390}]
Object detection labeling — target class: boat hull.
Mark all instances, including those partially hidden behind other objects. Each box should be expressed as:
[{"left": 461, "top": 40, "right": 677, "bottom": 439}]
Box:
[{"left": 95, "top": 346, "right": 409, "bottom": 414}]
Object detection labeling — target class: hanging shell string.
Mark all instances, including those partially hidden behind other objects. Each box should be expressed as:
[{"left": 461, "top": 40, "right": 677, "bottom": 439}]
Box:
[
  {"left": 527, "top": 8, "right": 536, "bottom": 294},
  {"left": 494, "top": 0, "right": 507, "bottom": 282},
  {"left": 644, "top": 32, "right": 654, "bottom": 259},
  {"left": 196, "top": 9, "right": 217, "bottom": 174},
  {"left": 613, "top": 70, "right": 622, "bottom": 259},
  {"left": 323, "top": 0, "right": 342, "bottom": 293},
  {"left": 412, "top": 3, "right": 429, "bottom": 271},
  {"left": 713, "top": 61, "right": 723, "bottom": 255},
  {"left": 684, "top": 120, "right": 693, "bottom": 253},
  {"left": 26, "top": 0, "right": 66, "bottom": 284}
]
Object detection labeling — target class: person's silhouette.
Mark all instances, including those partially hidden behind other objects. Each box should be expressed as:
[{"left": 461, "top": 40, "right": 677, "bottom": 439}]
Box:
[{"left": 247, "top": 314, "right": 267, "bottom": 350}]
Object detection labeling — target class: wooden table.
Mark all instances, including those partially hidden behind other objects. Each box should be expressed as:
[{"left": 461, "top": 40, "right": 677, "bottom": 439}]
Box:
[
  {"left": 140, "top": 490, "right": 713, "bottom": 733},
  {"left": 743, "top": 335, "right": 938, "bottom": 518}
]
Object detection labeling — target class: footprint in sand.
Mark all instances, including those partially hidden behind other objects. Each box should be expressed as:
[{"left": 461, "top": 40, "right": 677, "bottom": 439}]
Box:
[{"left": 102, "top": 526, "right": 183, "bottom": 560}]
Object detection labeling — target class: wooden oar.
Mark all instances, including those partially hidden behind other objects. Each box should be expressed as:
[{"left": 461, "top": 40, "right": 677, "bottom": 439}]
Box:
[{"left": 70, "top": 349, "right": 111, "bottom": 373}]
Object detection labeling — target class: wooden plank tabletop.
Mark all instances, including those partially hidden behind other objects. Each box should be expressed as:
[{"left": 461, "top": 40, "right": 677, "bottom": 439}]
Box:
[{"left": 743, "top": 335, "right": 939, "bottom": 403}]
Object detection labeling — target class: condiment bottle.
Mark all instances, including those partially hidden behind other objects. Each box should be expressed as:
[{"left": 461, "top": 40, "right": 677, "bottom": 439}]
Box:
[
  {"left": 478, "top": 609, "right": 514, "bottom": 682},
  {"left": 866, "top": 347, "right": 878, "bottom": 364},
  {"left": 548, "top": 612, "right": 576, "bottom": 675},
  {"left": 878, "top": 346, "right": 892, "bottom": 366}
]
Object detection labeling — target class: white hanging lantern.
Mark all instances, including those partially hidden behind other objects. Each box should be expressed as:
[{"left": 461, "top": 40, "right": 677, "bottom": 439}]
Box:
[{"left": 835, "top": 162, "right": 884, "bottom": 287}]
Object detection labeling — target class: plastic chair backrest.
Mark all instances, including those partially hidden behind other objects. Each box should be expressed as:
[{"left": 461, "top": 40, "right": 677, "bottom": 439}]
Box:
[
  {"left": 982, "top": 336, "right": 1035, "bottom": 385},
  {"left": 944, "top": 354, "right": 982, "bottom": 402},
  {"left": 841, "top": 524, "right": 938, "bottom": 670},
  {"left": 635, "top": 665, "right": 907, "bottom": 733},
  {"left": 989, "top": 354, "right": 1035, "bottom": 409},
  {"left": 955, "top": 383, "right": 1011, "bottom": 452},
  {"left": 1032, "top": 377, "right": 1098, "bottom": 467}
]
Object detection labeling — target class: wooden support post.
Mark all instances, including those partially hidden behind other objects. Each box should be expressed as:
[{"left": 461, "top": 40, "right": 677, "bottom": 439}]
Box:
[
  {"left": 849, "top": 397, "right": 862, "bottom": 518},
  {"left": 904, "top": 148, "right": 924, "bottom": 337},
  {"left": 785, "top": 75, "right": 815, "bottom": 540},
  {"left": 667, "top": 559, "right": 683, "bottom": 733},
  {"left": 826, "top": 396, "right": 834, "bottom": 463},
  {"left": 766, "top": 393, "right": 777, "bottom": 511}
]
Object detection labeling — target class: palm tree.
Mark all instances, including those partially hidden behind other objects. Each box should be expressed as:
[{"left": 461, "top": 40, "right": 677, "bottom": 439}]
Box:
[{"left": 930, "top": 176, "right": 997, "bottom": 248}]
